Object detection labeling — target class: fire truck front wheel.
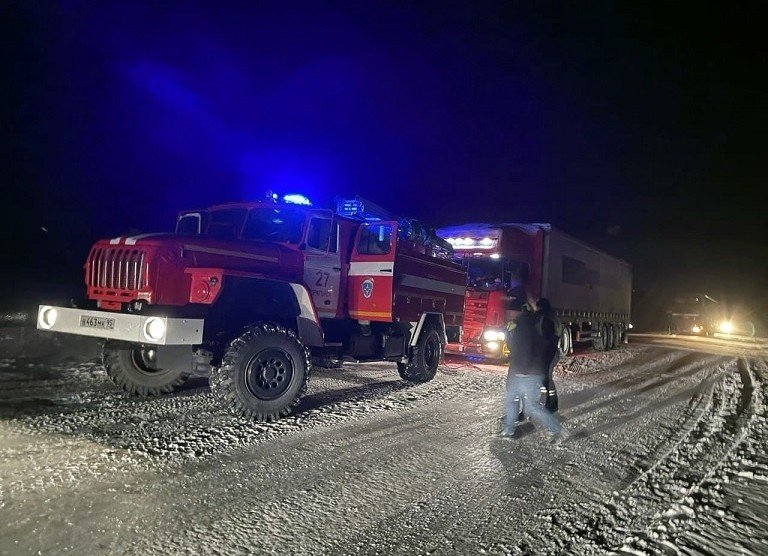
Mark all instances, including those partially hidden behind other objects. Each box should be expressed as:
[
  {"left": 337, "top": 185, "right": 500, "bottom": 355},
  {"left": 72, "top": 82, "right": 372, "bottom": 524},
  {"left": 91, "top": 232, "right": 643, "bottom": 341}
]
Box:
[
  {"left": 398, "top": 327, "right": 442, "bottom": 383},
  {"left": 102, "top": 342, "right": 190, "bottom": 396},
  {"left": 210, "top": 323, "right": 310, "bottom": 422}
]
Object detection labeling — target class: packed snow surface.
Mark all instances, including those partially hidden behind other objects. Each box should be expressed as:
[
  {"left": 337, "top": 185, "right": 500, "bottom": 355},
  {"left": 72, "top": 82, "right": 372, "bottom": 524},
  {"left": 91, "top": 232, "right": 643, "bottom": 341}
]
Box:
[{"left": 1, "top": 333, "right": 767, "bottom": 555}]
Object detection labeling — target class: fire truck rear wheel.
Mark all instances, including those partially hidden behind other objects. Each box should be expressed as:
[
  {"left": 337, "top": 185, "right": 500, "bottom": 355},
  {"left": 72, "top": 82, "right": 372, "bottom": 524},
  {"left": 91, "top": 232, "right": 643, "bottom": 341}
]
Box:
[
  {"left": 210, "top": 323, "right": 310, "bottom": 422},
  {"left": 102, "top": 342, "right": 190, "bottom": 397},
  {"left": 398, "top": 327, "right": 442, "bottom": 383}
]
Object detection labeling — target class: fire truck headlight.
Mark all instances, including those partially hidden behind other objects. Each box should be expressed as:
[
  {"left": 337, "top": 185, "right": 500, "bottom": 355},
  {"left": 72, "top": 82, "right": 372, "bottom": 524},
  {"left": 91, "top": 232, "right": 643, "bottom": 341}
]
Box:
[
  {"left": 39, "top": 306, "right": 58, "bottom": 329},
  {"left": 692, "top": 325, "right": 702, "bottom": 334},
  {"left": 483, "top": 329, "right": 506, "bottom": 341},
  {"left": 719, "top": 321, "right": 733, "bottom": 334},
  {"left": 143, "top": 317, "right": 167, "bottom": 342},
  {"left": 485, "top": 341, "right": 500, "bottom": 351}
]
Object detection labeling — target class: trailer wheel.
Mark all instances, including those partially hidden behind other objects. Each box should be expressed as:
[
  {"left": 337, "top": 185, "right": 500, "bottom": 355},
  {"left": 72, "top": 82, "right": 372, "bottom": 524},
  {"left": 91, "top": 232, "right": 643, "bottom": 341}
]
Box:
[
  {"left": 604, "top": 324, "right": 615, "bottom": 350},
  {"left": 557, "top": 326, "right": 573, "bottom": 356},
  {"left": 398, "top": 327, "right": 442, "bottom": 383},
  {"left": 103, "top": 342, "right": 190, "bottom": 396},
  {"left": 592, "top": 324, "right": 607, "bottom": 351},
  {"left": 209, "top": 323, "right": 310, "bottom": 422},
  {"left": 612, "top": 324, "right": 622, "bottom": 348}
]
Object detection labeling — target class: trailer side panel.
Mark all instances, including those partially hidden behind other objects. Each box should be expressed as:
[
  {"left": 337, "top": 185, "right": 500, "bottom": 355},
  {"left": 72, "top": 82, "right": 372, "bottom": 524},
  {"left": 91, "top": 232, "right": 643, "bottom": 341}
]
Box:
[{"left": 542, "top": 229, "right": 631, "bottom": 319}]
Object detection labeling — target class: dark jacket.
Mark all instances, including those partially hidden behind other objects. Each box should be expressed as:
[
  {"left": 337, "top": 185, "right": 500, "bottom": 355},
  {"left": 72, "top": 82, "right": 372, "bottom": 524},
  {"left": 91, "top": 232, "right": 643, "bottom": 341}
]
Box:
[
  {"left": 508, "top": 309, "right": 560, "bottom": 377},
  {"left": 533, "top": 308, "right": 560, "bottom": 373},
  {"left": 507, "top": 312, "right": 540, "bottom": 375}
]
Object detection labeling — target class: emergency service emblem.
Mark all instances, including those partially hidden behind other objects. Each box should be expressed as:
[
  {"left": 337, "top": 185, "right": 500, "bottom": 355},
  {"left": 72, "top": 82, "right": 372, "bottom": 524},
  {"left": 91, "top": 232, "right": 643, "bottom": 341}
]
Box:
[{"left": 362, "top": 278, "right": 374, "bottom": 299}]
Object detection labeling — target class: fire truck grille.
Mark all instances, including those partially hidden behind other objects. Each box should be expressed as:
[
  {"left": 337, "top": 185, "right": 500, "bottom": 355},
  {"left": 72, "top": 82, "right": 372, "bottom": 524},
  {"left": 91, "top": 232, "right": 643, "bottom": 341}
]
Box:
[{"left": 87, "top": 247, "right": 148, "bottom": 291}]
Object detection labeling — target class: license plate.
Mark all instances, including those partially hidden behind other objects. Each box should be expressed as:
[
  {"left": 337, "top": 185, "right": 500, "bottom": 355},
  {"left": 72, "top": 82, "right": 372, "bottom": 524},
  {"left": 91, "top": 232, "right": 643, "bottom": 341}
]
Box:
[{"left": 79, "top": 315, "right": 116, "bottom": 330}]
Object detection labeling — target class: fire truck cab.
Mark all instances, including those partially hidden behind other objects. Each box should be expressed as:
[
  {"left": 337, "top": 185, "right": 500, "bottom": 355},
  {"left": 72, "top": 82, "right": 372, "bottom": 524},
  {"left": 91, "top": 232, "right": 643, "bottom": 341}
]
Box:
[{"left": 37, "top": 195, "right": 466, "bottom": 421}]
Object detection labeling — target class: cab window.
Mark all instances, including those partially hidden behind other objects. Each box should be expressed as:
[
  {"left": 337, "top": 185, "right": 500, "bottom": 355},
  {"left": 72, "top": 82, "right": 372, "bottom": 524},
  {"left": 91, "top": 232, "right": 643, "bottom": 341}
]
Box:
[
  {"left": 306, "top": 217, "right": 337, "bottom": 252},
  {"left": 176, "top": 213, "right": 203, "bottom": 235},
  {"left": 357, "top": 224, "right": 392, "bottom": 255},
  {"left": 207, "top": 208, "right": 247, "bottom": 239}
]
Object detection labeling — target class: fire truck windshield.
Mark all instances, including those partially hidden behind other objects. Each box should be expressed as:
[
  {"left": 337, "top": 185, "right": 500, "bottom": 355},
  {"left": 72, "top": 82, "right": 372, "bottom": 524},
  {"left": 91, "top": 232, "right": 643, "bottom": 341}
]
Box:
[
  {"left": 241, "top": 207, "right": 305, "bottom": 243},
  {"left": 206, "top": 208, "right": 247, "bottom": 239}
]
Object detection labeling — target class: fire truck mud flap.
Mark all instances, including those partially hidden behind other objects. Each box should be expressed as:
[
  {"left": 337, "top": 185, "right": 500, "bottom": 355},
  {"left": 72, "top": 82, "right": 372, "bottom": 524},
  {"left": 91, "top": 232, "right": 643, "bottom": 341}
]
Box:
[
  {"left": 289, "top": 284, "right": 324, "bottom": 347},
  {"left": 398, "top": 314, "right": 445, "bottom": 383}
]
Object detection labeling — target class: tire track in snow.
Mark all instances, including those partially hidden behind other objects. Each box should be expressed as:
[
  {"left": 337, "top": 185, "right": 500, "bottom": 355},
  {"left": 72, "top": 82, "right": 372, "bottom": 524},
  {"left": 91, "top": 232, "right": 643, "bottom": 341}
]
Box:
[
  {"left": 611, "top": 357, "right": 762, "bottom": 554},
  {"left": 314, "top": 351, "right": 721, "bottom": 555},
  {"left": 126, "top": 392, "right": 509, "bottom": 555},
  {"left": 0, "top": 361, "right": 504, "bottom": 504},
  {"left": 486, "top": 353, "right": 735, "bottom": 554},
  {"left": 530, "top": 355, "right": 761, "bottom": 555},
  {"left": 3, "top": 346, "right": 756, "bottom": 555}
]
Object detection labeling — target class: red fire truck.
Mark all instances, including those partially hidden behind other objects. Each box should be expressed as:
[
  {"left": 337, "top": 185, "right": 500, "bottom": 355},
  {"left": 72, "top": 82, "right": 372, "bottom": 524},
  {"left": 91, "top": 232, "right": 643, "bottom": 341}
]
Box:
[
  {"left": 36, "top": 195, "right": 466, "bottom": 421},
  {"left": 436, "top": 223, "right": 632, "bottom": 358}
]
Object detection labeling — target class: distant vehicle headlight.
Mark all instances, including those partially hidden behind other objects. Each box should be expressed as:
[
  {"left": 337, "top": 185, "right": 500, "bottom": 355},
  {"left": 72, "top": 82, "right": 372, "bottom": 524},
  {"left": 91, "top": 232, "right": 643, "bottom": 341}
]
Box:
[
  {"left": 691, "top": 325, "right": 702, "bottom": 334},
  {"left": 143, "top": 317, "right": 167, "bottom": 341},
  {"left": 483, "top": 329, "right": 506, "bottom": 341},
  {"left": 38, "top": 306, "right": 58, "bottom": 329},
  {"left": 719, "top": 321, "right": 733, "bottom": 334}
]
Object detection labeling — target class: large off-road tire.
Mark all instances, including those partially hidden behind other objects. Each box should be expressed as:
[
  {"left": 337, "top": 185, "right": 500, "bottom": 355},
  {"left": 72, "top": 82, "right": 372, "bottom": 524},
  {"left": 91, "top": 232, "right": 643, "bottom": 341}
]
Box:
[
  {"left": 209, "top": 323, "right": 310, "bottom": 422},
  {"left": 397, "top": 327, "right": 442, "bottom": 383},
  {"left": 103, "top": 342, "right": 190, "bottom": 396}
]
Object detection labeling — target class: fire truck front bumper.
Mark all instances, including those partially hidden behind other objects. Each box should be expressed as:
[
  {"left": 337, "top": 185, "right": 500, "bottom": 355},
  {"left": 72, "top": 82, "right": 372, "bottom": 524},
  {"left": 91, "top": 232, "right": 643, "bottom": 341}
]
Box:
[{"left": 36, "top": 305, "right": 204, "bottom": 345}]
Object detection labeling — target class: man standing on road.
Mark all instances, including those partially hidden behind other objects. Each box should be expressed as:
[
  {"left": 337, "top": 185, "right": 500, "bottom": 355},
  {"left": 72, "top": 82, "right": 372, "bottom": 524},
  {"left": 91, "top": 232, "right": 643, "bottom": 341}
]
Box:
[{"left": 502, "top": 300, "right": 566, "bottom": 440}]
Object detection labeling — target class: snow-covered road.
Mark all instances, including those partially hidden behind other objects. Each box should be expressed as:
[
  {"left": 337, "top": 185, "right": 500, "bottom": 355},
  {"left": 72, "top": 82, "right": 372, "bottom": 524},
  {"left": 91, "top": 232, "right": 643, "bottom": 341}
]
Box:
[{"left": 1, "top": 338, "right": 767, "bottom": 555}]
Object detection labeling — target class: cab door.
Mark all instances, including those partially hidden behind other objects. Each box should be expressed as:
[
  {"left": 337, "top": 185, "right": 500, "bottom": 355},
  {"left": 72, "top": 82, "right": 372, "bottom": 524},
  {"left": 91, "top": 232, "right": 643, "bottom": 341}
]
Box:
[
  {"left": 303, "top": 215, "right": 342, "bottom": 318},
  {"left": 348, "top": 221, "right": 398, "bottom": 322}
]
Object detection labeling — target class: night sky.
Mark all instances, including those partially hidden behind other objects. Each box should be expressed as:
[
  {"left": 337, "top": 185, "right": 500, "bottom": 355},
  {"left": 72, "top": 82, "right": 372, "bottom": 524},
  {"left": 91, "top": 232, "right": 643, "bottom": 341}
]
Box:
[{"left": 5, "top": 2, "right": 767, "bottom": 321}]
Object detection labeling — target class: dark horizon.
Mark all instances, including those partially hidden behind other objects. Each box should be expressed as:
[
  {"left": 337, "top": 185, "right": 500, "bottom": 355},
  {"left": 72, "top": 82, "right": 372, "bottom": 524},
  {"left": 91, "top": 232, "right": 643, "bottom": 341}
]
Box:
[{"left": 5, "top": 1, "right": 767, "bottom": 315}]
